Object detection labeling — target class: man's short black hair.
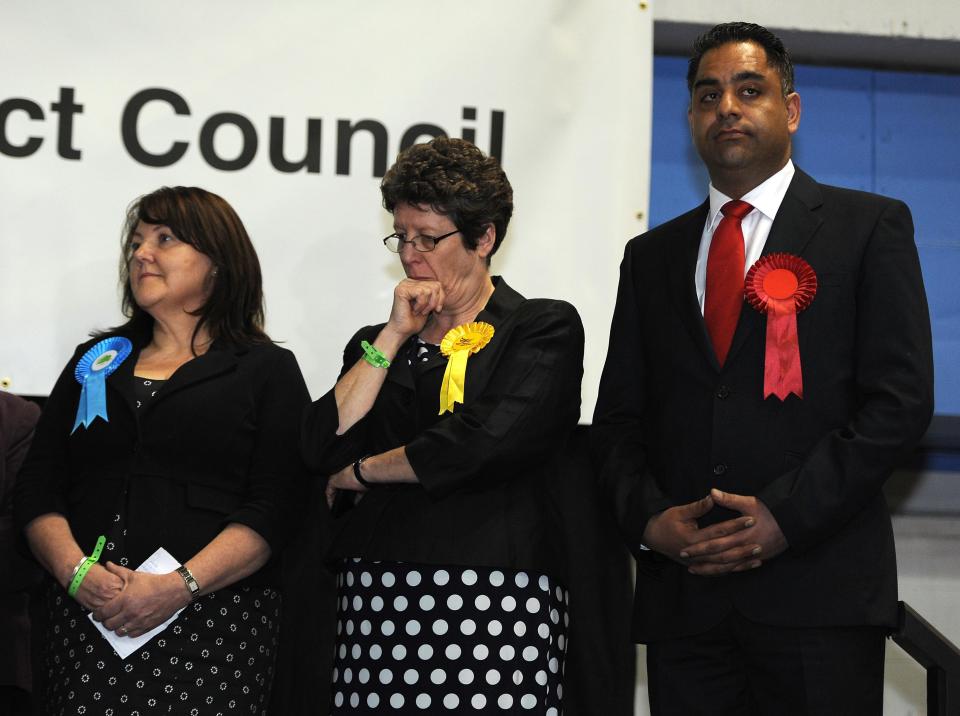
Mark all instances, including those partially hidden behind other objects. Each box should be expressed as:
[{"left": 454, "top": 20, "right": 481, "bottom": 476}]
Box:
[{"left": 687, "top": 22, "right": 795, "bottom": 97}]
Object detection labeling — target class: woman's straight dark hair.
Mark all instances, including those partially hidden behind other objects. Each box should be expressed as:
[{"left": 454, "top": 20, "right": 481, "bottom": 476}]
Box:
[{"left": 104, "top": 186, "right": 270, "bottom": 351}]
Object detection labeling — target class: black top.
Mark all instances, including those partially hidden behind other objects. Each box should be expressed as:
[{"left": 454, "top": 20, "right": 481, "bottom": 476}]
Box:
[
  {"left": 133, "top": 376, "right": 166, "bottom": 410},
  {"left": 301, "top": 277, "right": 585, "bottom": 581},
  {"left": 15, "top": 335, "right": 311, "bottom": 588}
]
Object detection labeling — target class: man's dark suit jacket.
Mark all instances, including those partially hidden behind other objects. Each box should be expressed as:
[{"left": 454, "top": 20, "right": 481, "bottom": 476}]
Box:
[
  {"left": 592, "top": 168, "right": 934, "bottom": 643},
  {"left": 301, "top": 277, "right": 585, "bottom": 582},
  {"left": 14, "top": 330, "right": 309, "bottom": 589},
  {"left": 1, "top": 391, "right": 41, "bottom": 692}
]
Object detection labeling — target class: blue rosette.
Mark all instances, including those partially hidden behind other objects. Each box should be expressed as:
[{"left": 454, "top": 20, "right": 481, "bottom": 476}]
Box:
[{"left": 71, "top": 337, "right": 133, "bottom": 434}]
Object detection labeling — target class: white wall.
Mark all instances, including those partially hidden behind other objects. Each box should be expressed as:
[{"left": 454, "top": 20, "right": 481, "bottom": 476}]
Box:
[
  {"left": 0, "top": 1, "right": 653, "bottom": 421},
  {"left": 654, "top": 0, "right": 960, "bottom": 41}
]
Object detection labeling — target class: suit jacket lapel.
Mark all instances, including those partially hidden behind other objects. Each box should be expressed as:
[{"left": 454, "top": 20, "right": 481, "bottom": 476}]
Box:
[
  {"left": 760, "top": 169, "right": 823, "bottom": 258},
  {"left": 476, "top": 275, "right": 525, "bottom": 326},
  {"left": 129, "top": 344, "right": 240, "bottom": 419},
  {"left": 384, "top": 347, "right": 416, "bottom": 391},
  {"left": 666, "top": 201, "right": 719, "bottom": 370},
  {"left": 107, "top": 340, "right": 140, "bottom": 419},
  {"left": 407, "top": 275, "right": 526, "bottom": 383},
  {"left": 156, "top": 349, "right": 239, "bottom": 405},
  {"left": 725, "top": 168, "right": 824, "bottom": 365},
  {"left": 102, "top": 331, "right": 240, "bottom": 419}
]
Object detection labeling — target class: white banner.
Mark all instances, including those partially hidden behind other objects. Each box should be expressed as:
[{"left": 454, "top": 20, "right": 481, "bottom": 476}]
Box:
[{"left": 0, "top": 1, "right": 652, "bottom": 418}]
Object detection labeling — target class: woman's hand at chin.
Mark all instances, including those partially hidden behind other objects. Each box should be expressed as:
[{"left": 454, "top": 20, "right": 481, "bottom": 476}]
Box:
[{"left": 386, "top": 278, "right": 445, "bottom": 338}]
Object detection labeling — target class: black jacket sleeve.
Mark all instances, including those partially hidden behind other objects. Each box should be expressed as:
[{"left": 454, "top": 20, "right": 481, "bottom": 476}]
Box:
[
  {"left": 300, "top": 328, "right": 373, "bottom": 475},
  {"left": 13, "top": 344, "right": 86, "bottom": 531},
  {"left": 226, "top": 347, "right": 311, "bottom": 552},
  {"left": 590, "top": 241, "right": 675, "bottom": 556}
]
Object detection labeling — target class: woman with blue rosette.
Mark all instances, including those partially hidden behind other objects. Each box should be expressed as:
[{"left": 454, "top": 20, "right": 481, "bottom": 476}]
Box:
[
  {"left": 302, "top": 137, "right": 585, "bottom": 714},
  {"left": 14, "top": 186, "right": 309, "bottom": 715}
]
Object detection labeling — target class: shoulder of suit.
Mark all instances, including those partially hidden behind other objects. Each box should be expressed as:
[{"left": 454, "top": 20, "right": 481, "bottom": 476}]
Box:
[
  {"left": 233, "top": 340, "right": 292, "bottom": 360},
  {"left": 812, "top": 182, "right": 908, "bottom": 212},
  {"left": 352, "top": 323, "right": 386, "bottom": 343},
  {"left": 515, "top": 297, "right": 581, "bottom": 323},
  {"left": 69, "top": 330, "right": 128, "bottom": 361},
  {"left": 337, "top": 324, "right": 387, "bottom": 358},
  {"left": 624, "top": 203, "right": 707, "bottom": 256},
  {"left": 0, "top": 390, "right": 41, "bottom": 430},
  {"left": 789, "top": 168, "right": 907, "bottom": 212},
  {"left": 501, "top": 298, "right": 584, "bottom": 348}
]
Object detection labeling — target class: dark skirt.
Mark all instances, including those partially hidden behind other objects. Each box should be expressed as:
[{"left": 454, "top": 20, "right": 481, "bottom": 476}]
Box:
[
  {"left": 331, "top": 559, "right": 568, "bottom": 714},
  {"left": 39, "top": 581, "right": 280, "bottom": 716}
]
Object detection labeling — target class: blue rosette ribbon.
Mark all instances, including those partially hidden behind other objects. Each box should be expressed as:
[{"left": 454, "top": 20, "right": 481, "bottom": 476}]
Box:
[{"left": 71, "top": 337, "right": 133, "bottom": 434}]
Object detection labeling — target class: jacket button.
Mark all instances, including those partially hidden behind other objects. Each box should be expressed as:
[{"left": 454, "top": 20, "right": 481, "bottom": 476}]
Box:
[
  {"left": 716, "top": 385, "right": 730, "bottom": 399},
  {"left": 713, "top": 463, "right": 728, "bottom": 476}
]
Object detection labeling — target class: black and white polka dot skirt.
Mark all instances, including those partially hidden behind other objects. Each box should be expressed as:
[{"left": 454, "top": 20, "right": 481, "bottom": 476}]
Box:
[{"left": 331, "top": 559, "right": 569, "bottom": 714}]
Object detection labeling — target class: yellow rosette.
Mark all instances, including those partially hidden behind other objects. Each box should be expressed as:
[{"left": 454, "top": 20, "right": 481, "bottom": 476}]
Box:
[{"left": 438, "top": 321, "right": 495, "bottom": 414}]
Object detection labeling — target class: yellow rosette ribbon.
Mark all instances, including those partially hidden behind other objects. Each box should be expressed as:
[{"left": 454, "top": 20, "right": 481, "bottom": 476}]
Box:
[{"left": 438, "top": 321, "right": 495, "bottom": 414}]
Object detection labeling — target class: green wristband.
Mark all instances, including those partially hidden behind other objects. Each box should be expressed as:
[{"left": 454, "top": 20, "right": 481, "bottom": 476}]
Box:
[
  {"left": 67, "top": 535, "right": 106, "bottom": 598},
  {"left": 360, "top": 340, "right": 391, "bottom": 368}
]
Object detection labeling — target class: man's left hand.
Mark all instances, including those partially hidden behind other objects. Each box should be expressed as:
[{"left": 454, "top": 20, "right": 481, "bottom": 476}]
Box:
[{"left": 681, "top": 488, "right": 788, "bottom": 576}]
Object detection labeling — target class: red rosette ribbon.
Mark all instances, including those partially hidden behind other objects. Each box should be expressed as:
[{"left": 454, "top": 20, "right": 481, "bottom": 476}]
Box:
[{"left": 744, "top": 253, "right": 817, "bottom": 400}]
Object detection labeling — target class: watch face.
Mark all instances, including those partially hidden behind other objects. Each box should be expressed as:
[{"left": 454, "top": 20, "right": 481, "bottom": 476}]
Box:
[{"left": 178, "top": 566, "right": 200, "bottom": 597}]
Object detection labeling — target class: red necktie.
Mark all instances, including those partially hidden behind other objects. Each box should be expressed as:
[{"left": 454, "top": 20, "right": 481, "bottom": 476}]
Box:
[{"left": 705, "top": 200, "right": 753, "bottom": 366}]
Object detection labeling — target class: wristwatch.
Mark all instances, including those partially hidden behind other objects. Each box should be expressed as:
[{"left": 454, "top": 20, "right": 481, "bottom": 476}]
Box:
[
  {"left": 176, "top": 565, "right": 201, "bottom": 602},
  {"left": 353, "top": 455, "right": 374, "bottom": 488}
]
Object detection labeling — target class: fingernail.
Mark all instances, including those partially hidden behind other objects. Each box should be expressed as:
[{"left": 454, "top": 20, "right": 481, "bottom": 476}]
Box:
[
  {"left": 751, "top": 561, "right": 761, "bottom": 569},
  {"left": 745, "top": 518, "right": 755, "bottom": 527},
  {"left": 751, "top": 546, "right": 761, "bottom": 555},
  {"left": 680, "top": 551, "right": 689, "bottom": 559}
]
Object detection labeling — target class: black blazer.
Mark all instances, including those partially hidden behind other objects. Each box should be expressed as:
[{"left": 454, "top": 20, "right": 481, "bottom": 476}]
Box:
[
  {"left": 0, "top": 391, "right": 41, "bottom": 691},
  {"left": 302, "top": 277, "right": 585, "bottom": 581},
  {"left": 14, "top": 331, "right": 310, "bottom": 589},
  {"left": 592, "top": 168, "right": 934, "bottom": 642}
]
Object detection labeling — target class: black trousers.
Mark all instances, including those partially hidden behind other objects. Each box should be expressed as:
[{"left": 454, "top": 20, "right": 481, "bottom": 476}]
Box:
[{"left": 646, "top": 611, "right": 886, "bottom": 716}]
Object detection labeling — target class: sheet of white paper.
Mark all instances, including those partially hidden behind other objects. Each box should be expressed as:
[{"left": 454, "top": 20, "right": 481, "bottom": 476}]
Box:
[{"left": 87, "top": 547, "right": 185, "bottom": 659}]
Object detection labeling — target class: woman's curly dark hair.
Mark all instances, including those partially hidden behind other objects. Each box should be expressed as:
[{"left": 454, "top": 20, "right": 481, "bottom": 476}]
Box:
[{"left": 380, "top": 137, "right": 513, "bottom": 262}]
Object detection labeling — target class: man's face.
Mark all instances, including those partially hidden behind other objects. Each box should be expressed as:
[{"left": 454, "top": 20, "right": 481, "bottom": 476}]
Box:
[{"left": 688, "top": 41, "right": 800, "bottom": 195}]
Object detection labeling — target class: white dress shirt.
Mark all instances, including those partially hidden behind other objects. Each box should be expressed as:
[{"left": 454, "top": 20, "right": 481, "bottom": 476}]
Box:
[{"left": 695, "top": 160, "right": 796, "bottom": 314}]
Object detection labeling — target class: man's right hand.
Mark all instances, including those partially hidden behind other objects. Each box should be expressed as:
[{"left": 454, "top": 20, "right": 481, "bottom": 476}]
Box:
[{"left": 641, "top": 494, "right": 760, "bottom": 574}]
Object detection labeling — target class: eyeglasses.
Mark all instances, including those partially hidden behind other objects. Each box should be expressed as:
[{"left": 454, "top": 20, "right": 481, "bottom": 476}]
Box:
[{"left": 382, "top": 229, "right": 460, "bottom": 253}]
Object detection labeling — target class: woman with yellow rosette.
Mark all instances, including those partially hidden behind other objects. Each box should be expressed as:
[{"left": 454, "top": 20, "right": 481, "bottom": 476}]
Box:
[{"left": 303, "top": 137, "right": 584, "bottom": 714}]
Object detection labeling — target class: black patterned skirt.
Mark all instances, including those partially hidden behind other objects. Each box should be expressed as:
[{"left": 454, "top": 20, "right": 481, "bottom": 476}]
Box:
[
  {"left": 331, "top": 559, "right": 568, "bottom": 714},
  {"left": 38, "top": 494, "right": 282, "bottom": 716},
  {"left": 38, "top": 581, "right": 280, "bottom": 716}
]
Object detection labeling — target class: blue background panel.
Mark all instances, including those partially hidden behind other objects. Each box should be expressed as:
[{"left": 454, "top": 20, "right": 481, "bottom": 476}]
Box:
[
  {"left": 650, "top": 56, "right": 960, "bottom": 415},
  {"left": 791, "top": 66, "right": 874, "bottom": 191},
  {"left": 650, "top": 56, "right": 708, "bottom": 226}
]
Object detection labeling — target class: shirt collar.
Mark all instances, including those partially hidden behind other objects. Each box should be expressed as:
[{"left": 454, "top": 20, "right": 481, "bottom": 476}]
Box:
[{"left": 706, "top": 159, "right": 795, "bottom": 227}]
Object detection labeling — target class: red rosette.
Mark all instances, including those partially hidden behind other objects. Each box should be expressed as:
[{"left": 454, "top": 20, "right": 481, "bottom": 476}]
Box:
[{"left": 744, "top": 253, "right": 817, "bottom": 400}]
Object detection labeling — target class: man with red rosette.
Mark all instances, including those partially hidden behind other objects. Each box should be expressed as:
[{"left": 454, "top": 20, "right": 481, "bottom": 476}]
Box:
[{"left": 592, "top": 21, "right": 934, "bottom": 716}]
